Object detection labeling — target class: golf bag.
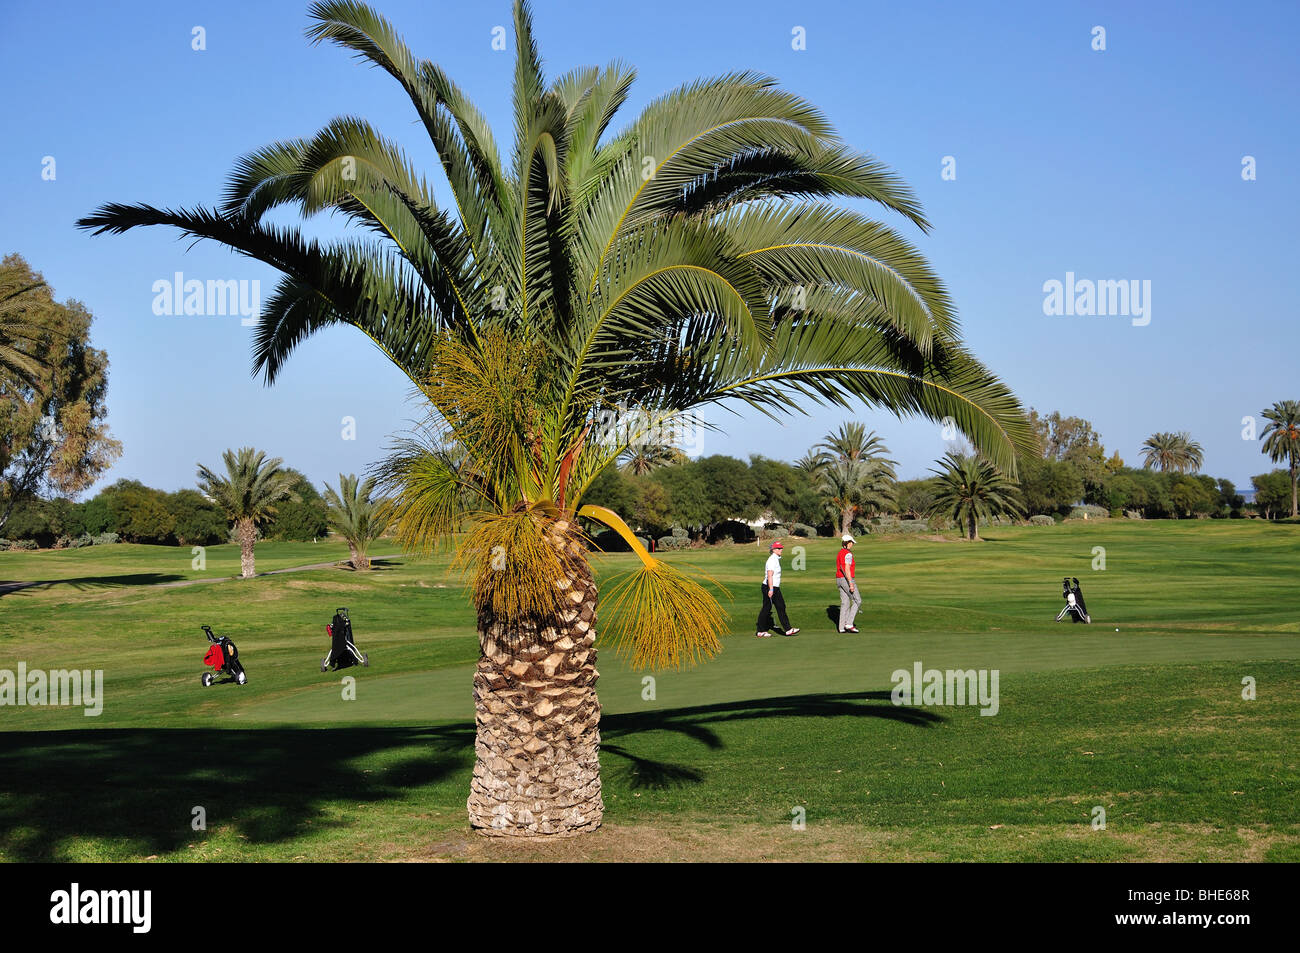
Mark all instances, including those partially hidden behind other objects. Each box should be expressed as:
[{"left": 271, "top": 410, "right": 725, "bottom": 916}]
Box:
[
  {"left": 1055, "top": 577, "right": 1091, "bottom": 624},
  {"left": 200, "top": 625, "right": 247, "bottom": 686},
  {"left": 321, "top": 607, "right": 369, "bottom": 672}
]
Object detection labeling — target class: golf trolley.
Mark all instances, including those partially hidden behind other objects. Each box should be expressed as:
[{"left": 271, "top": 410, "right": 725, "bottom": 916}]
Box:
[
  {"left": 200, "top": 625, "right": 248, "bottom": 686},
  {"left": 1055, "top": 577, "right": 1091, "bottom": 624},
  {"left": 321, "top": 607, "right": 369, "bottom": 672}
]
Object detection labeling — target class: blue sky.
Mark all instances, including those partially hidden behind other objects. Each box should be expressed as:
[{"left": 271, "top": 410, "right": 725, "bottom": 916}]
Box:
[{"left": 2, "top": 0, "right": 1296, "bottom": 493}]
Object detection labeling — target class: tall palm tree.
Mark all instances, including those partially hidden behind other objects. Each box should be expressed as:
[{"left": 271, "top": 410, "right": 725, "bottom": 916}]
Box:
[
  {"left": 816, "top": 421, "right": 890, "bottom": 464},
  {"left": 1140, "top": 431, "right": 1203, "bottom": 473},
  {"left": 928, "top": 451, "right": 1024, "bottom": 540},
  {"left": 818, "top": 456, "right": 897, "bottom": 536},
  {"left": 1260, "top": 400, "right": 1300, "bottom": 517},
  {"left": 196, "top": 447, "right": 297, "bottom": 577},
  {"left": 323, "top": 472, "right": 390, "bottom": 569},
  {"left": 78, "top": 0, "right": 1032, "bottom": 836}
]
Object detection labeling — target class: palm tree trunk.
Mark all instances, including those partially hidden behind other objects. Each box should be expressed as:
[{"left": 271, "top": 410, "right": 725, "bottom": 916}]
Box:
[
  {"left": 468, "top": 523, "right": 603, "bottom": 836},
  {"left": 237, "top": 518, "right": 256, "bottom": 578},
  {"left": 348, "top": 543, "right": 369, "bottom": 571},
  {"left": 840, "top": 507, "right": 853, "bottom": 538},
  {"left": 968, "top": 512, "right": 977, "bottom": 541},
  {"left": 1291, "top": 462, "right": 1297, "bottom": 519}
]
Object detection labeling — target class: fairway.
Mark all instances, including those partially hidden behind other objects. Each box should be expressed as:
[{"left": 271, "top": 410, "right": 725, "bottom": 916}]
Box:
[{"left": 1, "top": 520, "right": 1296, "bottom": 862}]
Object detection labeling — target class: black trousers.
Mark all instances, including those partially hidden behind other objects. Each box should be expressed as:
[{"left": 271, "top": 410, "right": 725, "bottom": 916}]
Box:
[{"left": 757, "top": 584, "right": 792, "bottom": 632}]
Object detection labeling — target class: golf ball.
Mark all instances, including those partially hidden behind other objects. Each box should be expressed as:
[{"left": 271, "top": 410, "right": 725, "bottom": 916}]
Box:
[{"left": 1115, "top": 628, "right": 1119, "bottom": 632}]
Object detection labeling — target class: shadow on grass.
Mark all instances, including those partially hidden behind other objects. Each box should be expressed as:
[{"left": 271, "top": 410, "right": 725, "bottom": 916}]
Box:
[
  {"left": 0, "top": 691, "right": 940, "bottom": 859},
  {"left": 0, "top": 573, "right": 187, "bottom": 598}
]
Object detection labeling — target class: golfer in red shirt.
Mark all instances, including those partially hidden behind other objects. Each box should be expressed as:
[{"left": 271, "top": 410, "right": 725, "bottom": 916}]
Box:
[{"left": 836, "top": 534, "right": 861, "bottom": 633}]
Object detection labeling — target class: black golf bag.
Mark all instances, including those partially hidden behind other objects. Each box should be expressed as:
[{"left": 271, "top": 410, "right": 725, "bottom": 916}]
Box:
[
  {"left": 201, "top": 625, "right": 248, "bottom": 686},
  {"left": 1055, "top": 577, "right": 1091, "bottom": 624},
  {"left": 321, "top": 607, "right": 368, "bottom": 671}
]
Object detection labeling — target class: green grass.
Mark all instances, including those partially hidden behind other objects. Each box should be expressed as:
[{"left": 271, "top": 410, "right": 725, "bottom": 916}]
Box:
[{"left": 0, "top": 521, "right": 1296, "bottom": 861}]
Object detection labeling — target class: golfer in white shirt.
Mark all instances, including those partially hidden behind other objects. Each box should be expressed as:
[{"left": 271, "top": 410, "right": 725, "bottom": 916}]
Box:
[{"left": 756, "top": 541, "right": 800, "bottom": 637}]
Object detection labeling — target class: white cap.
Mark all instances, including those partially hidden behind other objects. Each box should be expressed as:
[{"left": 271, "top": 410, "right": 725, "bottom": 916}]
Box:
[{"left": 841, "top": 534, "right": 855, "bottom": 543}]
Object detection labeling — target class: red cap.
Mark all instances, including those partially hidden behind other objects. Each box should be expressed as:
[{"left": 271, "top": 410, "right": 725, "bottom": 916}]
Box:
[{"left": 770, "top": 541, "right": 784, "bottom": 549}]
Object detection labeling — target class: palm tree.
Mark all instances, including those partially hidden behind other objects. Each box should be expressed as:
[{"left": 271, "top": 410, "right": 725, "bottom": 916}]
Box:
[
  {"left": 618, "top": 440, "right": 685, "bottom": 476},
  {"left": 1140, "top": 431, "right": 1203, "bottom": 473},
  {"left": 928, "top": 451, "right": 1024, "bottom": 540},
  {"left": 816, "top": 421, "right": 891, "bottom": 464},
  {"left": 78, "top": 0, "right": 1032, "bottom": 836},
  {"left": 196, "top": 447, "right": 297, "bottom": 577},
  {"left": 323, "top": 472, "right": 390, "bottom": 569},
  {"left": 818, "top": 456, "right": 897, "bottom": 536},
  {"left": 0, "top": 258, "right": 52, "bottom": 395},
  {"left": 795, "top": 450, "right": 829, "bottom": 477},
  {"left": 1260, "top": 400, "right": 1300, "bottom": 517}
]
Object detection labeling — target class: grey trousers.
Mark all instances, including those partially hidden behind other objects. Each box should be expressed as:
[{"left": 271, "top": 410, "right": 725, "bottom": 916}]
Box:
[{"left": 837, "top": 577, "right": 862, "bottom": 630}]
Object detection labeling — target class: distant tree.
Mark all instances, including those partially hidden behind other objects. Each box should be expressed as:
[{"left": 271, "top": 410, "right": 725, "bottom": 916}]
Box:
[
  {"left": 98, "top": 479, "right": 176, "bottom": 543},
  {"left": 618, "top": 440, "right": 686, "bottom": 476},
  {"left": 894, "top": 478, "right": 937, "bottom": 519},
  {"left": 265, "top": 469, "right": 329, "bottom": 541},
  {"left": 197, "top": 448, "right": 297, "bottom": 578},
  {"left": 167, "top": 488, "right": 227, "bottom": 545},
  {"left": 819, "top": 457, "right": 896, "bottom": 536},
  {"left": 1016, "top": 455, "right": 1084, "bottom": 516},
  {"left": 71, "top": 494, "right": 113, "bottom": 536},
  {"left": 1168, "top": 474, "right": 1217, "bottom": 518},
  {"left": 0, "top": 255, "right": 121, "bottom": 533},
  {"left": 631, "top": 479, "right": 673, "bottom": 537},
  {"left": 1252, "top": 470, "right": 1291, "bottom": 520},
  {"left": 816, "top": 422, "right": 890, "bottom": 464},
  {"left": 1141, "top": 431, "right": 1203, "bottom": 474},
  {"left": 323, "top": 473, "right": 390, "bottom": 569},
  {"left": 1215, "top": 478, "right": 1243, "bottom": 516},
  {"left": 750, "top": 456, "right": 820, "bottom": 526},
  {"left": 1260, "top": 400, "right": 1300, "bottom": 518},
  {"left": 928, "top": 452, "right": 1024, "bottom": 540}
]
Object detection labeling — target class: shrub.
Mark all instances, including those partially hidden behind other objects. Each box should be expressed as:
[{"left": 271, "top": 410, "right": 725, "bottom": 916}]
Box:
[
  {"left": 756, "top": 525, "right": 789, "bottom": 541},
  {"left": 670, "top": 525, "right": 688, "bottom": 539},
  {"left": 656, "top": 534, "right": 690, "bottom": 551},
  {"left": 0, "top": 539, "right": 8, "bottom": 551},
  {"left": 790, "top": 522, "right": 817, "bottom": 538},
  {"left": 1029, "top": 515, "right": 1055, "bottom": 526},
  {"left": 1123, "top": 510, "right": 1144, "bottom": 520},
  {"left": 10, "top": 539, "right": 37, "bottom": 551},
  {"left": 1066, "top": 504, "right": 1109, "bottom": 521},
  {"left": 707, "top": 520, "right": 754, "bottom": 544},
  {"left": 92, "top": 532, "right": 120, "bottom": 545},
  {"left": 591, "top": 529, "right": 633, "bottom": 553}
]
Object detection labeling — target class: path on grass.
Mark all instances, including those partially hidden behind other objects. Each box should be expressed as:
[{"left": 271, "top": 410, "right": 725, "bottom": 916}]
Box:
[{"left": 0, "top": 554, "right": 398, "bottom": 596}]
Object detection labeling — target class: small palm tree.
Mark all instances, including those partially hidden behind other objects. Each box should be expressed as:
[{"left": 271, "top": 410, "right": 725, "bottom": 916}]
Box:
[
  {"left": 1140, "top": 431, "right": 1203, "bottom": 473},
  {"left": 1260, "top": 400, "right": 1300, "bottom": 518},
  {"left": 928, "top": 451, "right": 1024, "bottom": 540},
  {"left": 618, "top": 440, "right": 685, "bottom": 476},
  {"left": 197, "top": 447, "right": 297, "bottom": 577},
  {"left": 323, "top": 473, "right": 390, "bottom": 569}
]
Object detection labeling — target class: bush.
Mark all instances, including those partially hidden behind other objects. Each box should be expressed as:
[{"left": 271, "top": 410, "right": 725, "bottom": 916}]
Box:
[
  {"left": 790, "top": 523, "right": 817, "bottom": 538},
  {"left": 1123, "top": 509, "right": 1143, "bottom": 520},
  {"left": 9, "top": 539, "right": 37, "bottom": 551},
  {"left": 756, "top": 525, "right": 789, "bottom": 541},
  {"left": 0, "top": 539, "right": 9, "bottom": 551},
  {"left": 707, "top": 519, "right": 755, "bottom": 544},
  {"left": 656, "top": 534, "right": 690, "bottom": 550},
  {"left": 670, "top": 525, "right": 688, "bottom": 539},
  {"left": 92, "top": 532, "right": 120, "bottom": 545},
  {"left": 591, "top": 529, "right": 632, "bottom": 553},
  {"left": 1029, "top": 515, "right": 1055, "bottom": 526},
  {"left": 1066, "top": 504, "right": 1109, "bottom": 521}
]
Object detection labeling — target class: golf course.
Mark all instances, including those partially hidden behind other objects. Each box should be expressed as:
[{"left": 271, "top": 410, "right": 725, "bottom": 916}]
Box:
[{"left": 2, "top": 519, "right": 1295, "bottom": 862}]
